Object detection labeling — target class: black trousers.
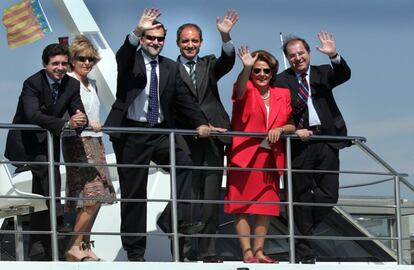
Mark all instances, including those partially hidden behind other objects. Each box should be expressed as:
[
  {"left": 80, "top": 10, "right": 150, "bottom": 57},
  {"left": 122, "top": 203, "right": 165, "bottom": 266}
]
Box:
[
  {"left": 112, "top": 132, "right": 195, "bottom": 260},
  {"left": 183, "top": 137, "right": 225, "bottom": 259},
  {"left": 28, "top": 153, "right": 63, "bottom": 261},
  {"left": 291, "top": 141, "right": 339, "bottom": 260}
]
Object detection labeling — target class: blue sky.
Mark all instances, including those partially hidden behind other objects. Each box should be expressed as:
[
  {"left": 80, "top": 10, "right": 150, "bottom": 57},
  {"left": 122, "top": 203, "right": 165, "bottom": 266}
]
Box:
[{"left": 1, "top": 0, "right": 413, "bottom": 198}]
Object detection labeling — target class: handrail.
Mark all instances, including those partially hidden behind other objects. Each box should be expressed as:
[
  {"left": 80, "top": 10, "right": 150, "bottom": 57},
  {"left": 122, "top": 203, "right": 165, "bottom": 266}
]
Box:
[{"left": 0, "top": 123, "right": 411, "bottom": 264}]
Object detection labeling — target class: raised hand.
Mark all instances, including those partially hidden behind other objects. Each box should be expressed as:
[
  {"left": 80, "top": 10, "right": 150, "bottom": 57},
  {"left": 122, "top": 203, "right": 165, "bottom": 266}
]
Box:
[
  {"left": 134, "top": 8, "right": 162, "bottom": 36},
  {"left": 216, "top": 9, "right": 239, "bottom": 34},
  {"left": 316, "top": 31, "right": 337, "bottom": 57},
  {"left": 237, "top": 45, "right": 258, "bottom": 67}
]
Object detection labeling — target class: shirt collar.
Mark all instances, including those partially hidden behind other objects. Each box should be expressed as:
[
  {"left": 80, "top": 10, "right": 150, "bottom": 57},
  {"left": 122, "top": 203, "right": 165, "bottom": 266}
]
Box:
[
  {"left": 295, "top": 67, "right": 310, "bottom": 80},
  {"left": 141, "top": 50, "right": 159, "bottom": 65},
  {"left": 45, "top": 72, "right": 62, "bottom": 86},
  {"left": 179, "top": 55, "right": 199, "bottom": 65}
]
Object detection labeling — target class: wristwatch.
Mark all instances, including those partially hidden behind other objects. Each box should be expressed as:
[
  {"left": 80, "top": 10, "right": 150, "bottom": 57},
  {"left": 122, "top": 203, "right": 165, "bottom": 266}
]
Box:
[{"left": 63, "top": 121, "right": 70, "bottom": 129}]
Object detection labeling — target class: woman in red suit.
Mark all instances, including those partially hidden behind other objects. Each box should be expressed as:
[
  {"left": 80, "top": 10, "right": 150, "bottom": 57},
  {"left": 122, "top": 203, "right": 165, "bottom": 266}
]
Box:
[{"left": 224, "top": 46, "right": 295, "bottom": 263}]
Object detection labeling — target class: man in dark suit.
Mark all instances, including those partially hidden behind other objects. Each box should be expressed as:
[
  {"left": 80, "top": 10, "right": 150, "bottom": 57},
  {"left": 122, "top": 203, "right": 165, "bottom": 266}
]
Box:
[
  {"left": 274, "top": 32, "right": 351, "bottom": 264},
  {"left": 104, "top": 8, "right": 219, "bottom": 262},
  {"left": 4, "top": 43, "right": 88, "bottom": 260},
  {"left": 174, "top": 10, "right": 238, "bottom": 262}
]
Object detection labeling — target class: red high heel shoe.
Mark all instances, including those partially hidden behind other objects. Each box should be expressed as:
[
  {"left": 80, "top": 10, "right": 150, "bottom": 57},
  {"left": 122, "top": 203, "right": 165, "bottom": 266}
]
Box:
[
  {"left": 257, "top": 255, "right": 278, "bottom": 263},
  {"left": 243, "top": 248, "right": 259, "bottom": 263},
  {"left": 243, "top": 256, "right": 259, "bottom": 263}
]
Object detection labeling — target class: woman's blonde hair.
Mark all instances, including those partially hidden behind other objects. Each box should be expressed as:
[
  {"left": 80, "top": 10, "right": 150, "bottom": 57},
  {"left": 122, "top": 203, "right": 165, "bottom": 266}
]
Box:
[{"left": 69, "top": 35, "right": 101, "bottom": 68}]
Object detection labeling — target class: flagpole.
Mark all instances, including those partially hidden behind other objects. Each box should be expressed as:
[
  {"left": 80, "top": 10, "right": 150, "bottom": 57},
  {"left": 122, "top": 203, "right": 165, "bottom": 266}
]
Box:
[
  {"left": 37, "top": 0, "right": 53, "bottom": 32},
  {"left": 279, "top": 32, "right": 287, "bottom": 70}
]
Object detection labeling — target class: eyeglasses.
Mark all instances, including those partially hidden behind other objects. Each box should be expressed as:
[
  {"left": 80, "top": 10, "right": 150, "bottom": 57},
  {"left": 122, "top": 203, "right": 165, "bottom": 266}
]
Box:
[
  {"left": 144, "top": 35, "right": 165, "bottom": 42},
  {"left": 75, "top": 56, "right": 96, "bottom": 62},
  {"left": 253, "top": 68, "right": 272, "bottom": 74}
]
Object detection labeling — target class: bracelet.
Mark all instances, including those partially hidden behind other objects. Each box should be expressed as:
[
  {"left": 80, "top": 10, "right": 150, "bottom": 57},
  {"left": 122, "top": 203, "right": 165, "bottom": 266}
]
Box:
[{"left": 279, "top": 127, "right": 285, "bottom": 134}]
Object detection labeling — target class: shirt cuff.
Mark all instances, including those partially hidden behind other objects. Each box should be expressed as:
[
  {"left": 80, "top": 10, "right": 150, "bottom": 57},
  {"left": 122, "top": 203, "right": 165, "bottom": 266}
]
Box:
[
  {"left": 330, "top": 53, "right": 341, "bottom": 64},
  {"left": 128, "top": 31, "right": 140, "bottom": 46},
  {"left": 222, "top": 40, "right": 235, "bottom": 56}
]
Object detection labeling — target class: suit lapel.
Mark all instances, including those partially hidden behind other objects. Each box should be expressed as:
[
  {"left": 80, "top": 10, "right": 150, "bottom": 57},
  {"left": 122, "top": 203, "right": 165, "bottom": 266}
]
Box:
[
  {"left": 158, "top": 56, "right": 168, "bottom": 96},
  {"left": 57, "top": 76, "right": 68, "bottom": 100},
  {"left": 254, "top": 89, "right": 267, "bottom": 126},
  {"left": 195, "top": 59, "right": 207, "bottom": 97},
  {"left": 267, "top": 90, "right": 282, "bottom": 130},
  {"left": 285, "top": 68, "right": 302, "bottom": 108},
  {"left": 40, "top": 70, "right": 61, "bottom": 115},
  {"left": 178, "top": 62, "right": 197, "bottom": 96},
  {"left": 132, "top": 49, "right": 148, "bottom": 98},
  {"left": 309, "top": 66, "right": 319, "bottom": 97}
]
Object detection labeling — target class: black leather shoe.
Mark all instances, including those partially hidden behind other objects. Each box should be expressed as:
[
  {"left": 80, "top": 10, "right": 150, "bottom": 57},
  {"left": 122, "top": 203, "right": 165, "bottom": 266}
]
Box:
[
  {"left": 202, "top": 255, "right": 224, "bottom": 263},
  {"left": 300, "top": 257, "right": 316, "bottom": 264},
  {"left": 179, "top": 222, "right": 204, "bottom": 234}
]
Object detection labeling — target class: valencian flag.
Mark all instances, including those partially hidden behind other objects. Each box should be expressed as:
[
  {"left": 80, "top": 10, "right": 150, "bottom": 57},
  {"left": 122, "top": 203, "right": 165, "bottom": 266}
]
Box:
[{"left": 2, "top": 0, "right": 52, "bottom": 49}]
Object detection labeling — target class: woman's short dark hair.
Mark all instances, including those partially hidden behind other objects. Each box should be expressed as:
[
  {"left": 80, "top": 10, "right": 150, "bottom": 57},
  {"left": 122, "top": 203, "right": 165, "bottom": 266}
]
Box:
[{"left": 251, "top": 50, "right": 279, "bottom": 84}]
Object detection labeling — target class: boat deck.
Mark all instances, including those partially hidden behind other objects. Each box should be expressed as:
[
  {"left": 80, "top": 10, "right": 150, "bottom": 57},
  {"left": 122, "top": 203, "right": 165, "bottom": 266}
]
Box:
[{"left": 1, "top": 261, "right": 411, "bottom": 270}]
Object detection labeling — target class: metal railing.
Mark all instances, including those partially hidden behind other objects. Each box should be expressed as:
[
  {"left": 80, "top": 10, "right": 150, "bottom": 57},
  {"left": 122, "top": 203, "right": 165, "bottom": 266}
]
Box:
[{"left": 0, "top": 123, "right": 412, "bottom": 264}]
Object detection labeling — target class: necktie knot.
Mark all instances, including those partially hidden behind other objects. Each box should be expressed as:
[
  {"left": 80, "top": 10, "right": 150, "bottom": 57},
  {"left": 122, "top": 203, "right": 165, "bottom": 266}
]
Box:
[
  {"left": 187, "top": 61, "right": 195, "bottom": 69},
  {"left": 301, "top": 73, "right": 307, "bottom": 80},
  {"left": 150, "top": 60, "right": 157, "bottom": 69}
]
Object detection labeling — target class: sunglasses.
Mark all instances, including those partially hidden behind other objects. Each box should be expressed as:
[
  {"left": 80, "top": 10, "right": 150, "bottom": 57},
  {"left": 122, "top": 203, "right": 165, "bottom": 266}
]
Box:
[
  {"left": 75, "top": 56, "right": 96, "bottom": 62},
  {"left": 144, "top": 35, "right": 166, "bottom": 42},
  {"left": 253, "top": 68, "right": 272, "bottom": 74}
]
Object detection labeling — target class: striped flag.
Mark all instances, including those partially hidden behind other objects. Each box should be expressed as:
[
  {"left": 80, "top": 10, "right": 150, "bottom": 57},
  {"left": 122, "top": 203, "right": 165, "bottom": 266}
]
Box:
[
  {"left": 2, "top": 0, "right": 51, "bottom": 49},
  {"left": 29, "top": 0, "right": 51, "bottom": 33}
]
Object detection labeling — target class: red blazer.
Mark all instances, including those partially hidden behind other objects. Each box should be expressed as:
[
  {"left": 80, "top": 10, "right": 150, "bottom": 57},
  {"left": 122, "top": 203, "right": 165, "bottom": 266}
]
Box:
[{"left": 229, "top": 80, "right": 292, "bottom": 172}]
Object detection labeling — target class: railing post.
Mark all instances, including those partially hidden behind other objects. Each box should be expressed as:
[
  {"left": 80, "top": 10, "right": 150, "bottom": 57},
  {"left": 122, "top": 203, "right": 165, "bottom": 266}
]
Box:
[
  {"left": 13, "top": 215, "right": 24, "bottom": 261},
  {"left": 286, "top": 137, "right": 296, "bottom": 263},
  {"left": 394, "top": 175, "right": 403, "bottom": 264},
  {"left": 46, "top": 130, "right": 59, "bottom": 261},
  {"left": 169, "top": 131, "right": 180, "bottom": 262}
]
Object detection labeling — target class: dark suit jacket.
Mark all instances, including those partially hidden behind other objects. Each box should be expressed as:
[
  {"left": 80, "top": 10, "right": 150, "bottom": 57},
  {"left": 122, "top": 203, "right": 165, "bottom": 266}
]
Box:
[
  {"left": 105, "top": 37, "right": 208, "bottom": 138},
  {"left": 5, "top": 70, "right": 84, "bottom": 163},
  {"left": 274, "top": 58, "right": 351, "bottom": 149},
  {"left": 175, "top": 50, "right": 234, "bottom": 144}
]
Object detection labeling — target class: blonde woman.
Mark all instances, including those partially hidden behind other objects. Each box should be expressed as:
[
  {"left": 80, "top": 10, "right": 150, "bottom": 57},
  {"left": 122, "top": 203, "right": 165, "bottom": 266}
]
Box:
[{"left": 62, "top": 35, "right": 115, "bottom": 261}]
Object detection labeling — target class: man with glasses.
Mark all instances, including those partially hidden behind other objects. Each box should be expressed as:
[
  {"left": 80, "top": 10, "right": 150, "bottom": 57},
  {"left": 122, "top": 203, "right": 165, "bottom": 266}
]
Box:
[
  {"left": 104, "top": 8, "right": 221, "bottom": 262},
  {"left": 173, "top": 10, "right": 238, "bottom": 263},
  {"left": 274, "top": 32, "right": 351, "bottom": 264},
  {"left": 5, "top": 43, "right": 87, "bottom": 260}
]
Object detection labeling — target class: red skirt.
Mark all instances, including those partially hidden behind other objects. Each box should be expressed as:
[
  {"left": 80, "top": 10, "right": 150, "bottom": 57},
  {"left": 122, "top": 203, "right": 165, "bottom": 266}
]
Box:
[{"left": 224, "top": 148, "right": 280, "bottom": 216}]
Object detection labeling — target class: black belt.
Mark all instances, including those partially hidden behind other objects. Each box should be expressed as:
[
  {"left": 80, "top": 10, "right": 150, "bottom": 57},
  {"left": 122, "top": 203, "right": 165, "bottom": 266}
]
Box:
[
  {"left": 126, "top": 119, "right": 166, "bottom": 128},
  {"left": 309, "top": 125, "right": 322, "bottom": 134}
]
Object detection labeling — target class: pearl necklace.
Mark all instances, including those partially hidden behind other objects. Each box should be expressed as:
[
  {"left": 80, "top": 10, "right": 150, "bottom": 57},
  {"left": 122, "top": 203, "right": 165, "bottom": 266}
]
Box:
[{"left": 261, "top": 91, "right": 270, "bottom": 100}]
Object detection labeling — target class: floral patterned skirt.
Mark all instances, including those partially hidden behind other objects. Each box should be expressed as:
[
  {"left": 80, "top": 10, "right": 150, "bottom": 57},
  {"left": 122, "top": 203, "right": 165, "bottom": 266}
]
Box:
[{"left": 62, "top": 136, "right": 116, "bottom": 211}]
